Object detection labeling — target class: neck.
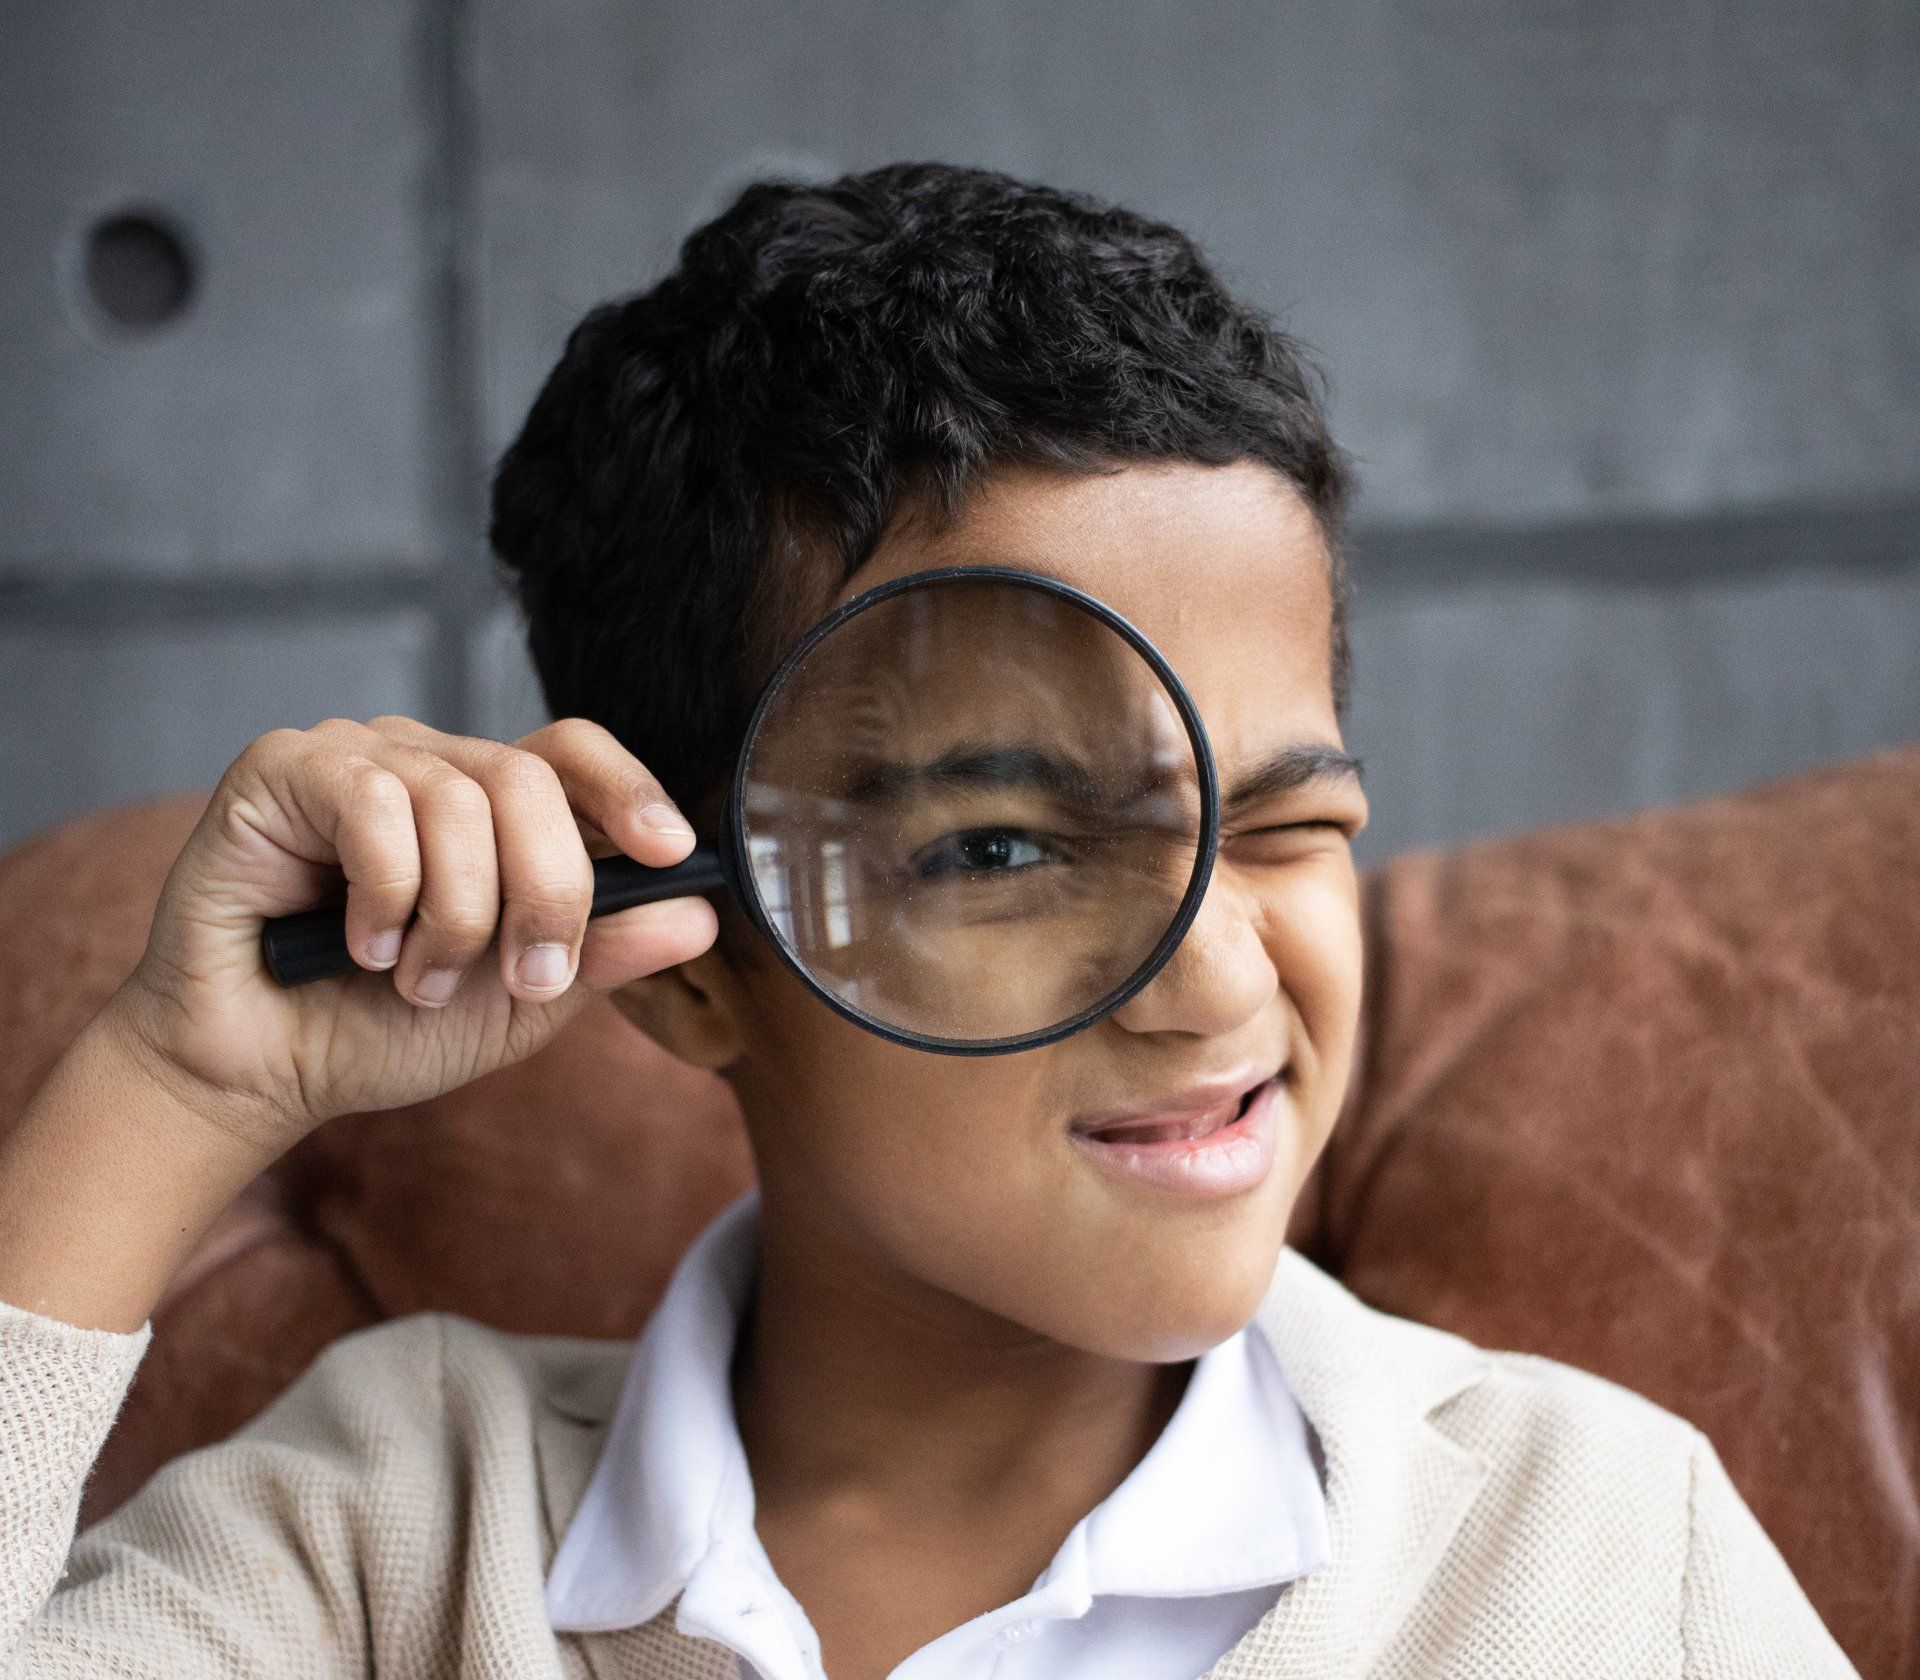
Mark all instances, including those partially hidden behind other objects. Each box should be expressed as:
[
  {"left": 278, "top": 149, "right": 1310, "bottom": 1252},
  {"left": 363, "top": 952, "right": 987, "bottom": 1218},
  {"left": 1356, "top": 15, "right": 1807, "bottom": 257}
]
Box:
[{"left": 732, "top": 1185, "right": 1192, "bottom": 1539}]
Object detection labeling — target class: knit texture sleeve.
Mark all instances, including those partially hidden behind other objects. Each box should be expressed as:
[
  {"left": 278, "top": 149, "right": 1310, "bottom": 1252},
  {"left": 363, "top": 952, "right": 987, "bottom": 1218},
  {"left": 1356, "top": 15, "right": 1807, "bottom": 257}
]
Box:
[
  {"left": 0, "top": 1296, "right": 151, "bottom": 1668},
  {"left": 0, "top": 1311, "right": 466, "bottom": 1680},
  {"left": 1679, "top": 1429, "right": 1861, "bottom": 1679}
]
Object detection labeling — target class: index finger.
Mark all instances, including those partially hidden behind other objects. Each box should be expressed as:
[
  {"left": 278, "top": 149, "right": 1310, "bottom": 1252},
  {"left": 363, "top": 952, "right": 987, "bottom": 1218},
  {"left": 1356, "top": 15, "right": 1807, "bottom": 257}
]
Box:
[{"left": 513, "top": 718, "right": 698, "bottom": 867}]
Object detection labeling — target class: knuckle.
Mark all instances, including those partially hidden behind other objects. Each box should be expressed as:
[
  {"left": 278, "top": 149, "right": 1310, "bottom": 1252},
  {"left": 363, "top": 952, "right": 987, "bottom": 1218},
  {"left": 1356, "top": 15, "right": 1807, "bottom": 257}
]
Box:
[
  {"left": 417, "top": 901, "right": 497, "bottom": 949},
  {"left": 248, "top": 726, "right": 307, "bottom": 759},
  {"left": 488, "top": 745, "right": 563, "bottom": 803},
  {"left": 622, "top": 768, "right": 669, "bottom": 808},
  {"left": 365, "top": 713, "right": 424, "bottom": 736},
  {"left": 223, "top": 729, "right": 300, "bottom": 789},
  {"left": 341, "top": 759, "right": 411, "bottom": 813},
  {"left": 544, "top": 716, "right": 610, "bottom": 754},
  {"left": 352, "top": 865, "right": 421, "bottom": 899},
  {"left": 513, "top": 875, "right": 591, "bottom": 924},
  {"left": 415, "top": 762, "right": 491, "bottom": 819}
]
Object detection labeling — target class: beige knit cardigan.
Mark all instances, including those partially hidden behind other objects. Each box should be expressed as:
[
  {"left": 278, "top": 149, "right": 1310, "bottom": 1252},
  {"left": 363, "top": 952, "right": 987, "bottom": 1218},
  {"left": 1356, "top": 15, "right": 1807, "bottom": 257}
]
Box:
[{"left": 1, "top": 1247, "right": 1858, "bottom": 1679}]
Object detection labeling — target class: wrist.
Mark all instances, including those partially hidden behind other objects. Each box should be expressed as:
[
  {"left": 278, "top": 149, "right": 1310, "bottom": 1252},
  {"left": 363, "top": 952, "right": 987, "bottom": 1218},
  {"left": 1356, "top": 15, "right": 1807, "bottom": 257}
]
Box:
[
  {"left": 100, "top": 974, "right": 311, "bottom": 1154},
  {"left": 0, "top": 1006, "right": 280, "bottom": 1332}
]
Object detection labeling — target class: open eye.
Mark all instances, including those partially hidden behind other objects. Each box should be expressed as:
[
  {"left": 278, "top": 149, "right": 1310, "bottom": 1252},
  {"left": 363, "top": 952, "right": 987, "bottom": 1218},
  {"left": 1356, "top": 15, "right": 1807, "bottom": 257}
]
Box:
[{"left": 910, "top": 827, "right": 1056, "bottom": 882}]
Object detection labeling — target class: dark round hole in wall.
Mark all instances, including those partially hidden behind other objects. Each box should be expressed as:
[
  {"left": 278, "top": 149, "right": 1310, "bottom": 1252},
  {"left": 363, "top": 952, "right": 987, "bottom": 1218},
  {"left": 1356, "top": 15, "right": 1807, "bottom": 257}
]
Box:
[{"left": 82, "top": 210, "right": 196, "bottom": 332}]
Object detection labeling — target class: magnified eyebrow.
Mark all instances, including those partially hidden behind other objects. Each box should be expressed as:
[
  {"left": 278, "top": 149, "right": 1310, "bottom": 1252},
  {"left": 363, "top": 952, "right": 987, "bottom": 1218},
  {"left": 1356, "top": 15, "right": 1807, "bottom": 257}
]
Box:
[
  {"left": 842, "top": 743, "right": 1110, "bottom": 809},
  {"left": 1225, "top": 744, "right": 1365, "bottom": 812}
]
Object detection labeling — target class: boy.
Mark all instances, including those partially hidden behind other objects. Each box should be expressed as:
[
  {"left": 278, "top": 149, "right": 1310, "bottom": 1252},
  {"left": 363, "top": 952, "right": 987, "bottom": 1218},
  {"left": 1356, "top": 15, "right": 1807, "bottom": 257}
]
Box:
[{"left": 0, "top": 162, "right": 1854, "bottom": 1677}]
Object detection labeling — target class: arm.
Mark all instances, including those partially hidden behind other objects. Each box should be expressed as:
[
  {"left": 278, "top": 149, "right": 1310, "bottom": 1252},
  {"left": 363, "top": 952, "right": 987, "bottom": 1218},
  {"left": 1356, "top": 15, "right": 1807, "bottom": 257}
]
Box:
[
  {"left": 0, "top": 1017, "right": 264, "bottom": 1670},
  {"left": 1679, "top": 1430, "right": 1861, "bottom": 1679},
  {"left": 0, "top": 715, "right": 714, "bottom": 1673},
  {"left": 3, "top": 1304, "right": 454, "bottom": 1679},
  {"left": 0, "top": 989, "right": 381, "bottom": 1680}
]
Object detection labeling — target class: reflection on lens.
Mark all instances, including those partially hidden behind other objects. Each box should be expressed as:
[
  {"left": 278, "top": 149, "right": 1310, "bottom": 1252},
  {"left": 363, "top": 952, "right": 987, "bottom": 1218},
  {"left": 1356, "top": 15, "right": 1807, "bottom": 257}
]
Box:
[{"left": 739, "top": 572, "right": 1208, "bottom": 1048}]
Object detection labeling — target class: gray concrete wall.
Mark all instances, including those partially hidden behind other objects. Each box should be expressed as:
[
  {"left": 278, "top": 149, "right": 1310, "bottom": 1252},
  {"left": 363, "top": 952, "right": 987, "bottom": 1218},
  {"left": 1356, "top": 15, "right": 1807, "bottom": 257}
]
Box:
[{"left": 4, "top": 1, "right": 1916, "bottom": 862}]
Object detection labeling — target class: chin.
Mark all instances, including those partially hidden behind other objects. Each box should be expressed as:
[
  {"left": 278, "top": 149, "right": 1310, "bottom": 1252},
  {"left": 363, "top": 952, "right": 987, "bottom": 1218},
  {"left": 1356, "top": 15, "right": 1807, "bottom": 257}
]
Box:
[{"left": 1030, "top": 1220, "right": 1293, "bottom": 1364}]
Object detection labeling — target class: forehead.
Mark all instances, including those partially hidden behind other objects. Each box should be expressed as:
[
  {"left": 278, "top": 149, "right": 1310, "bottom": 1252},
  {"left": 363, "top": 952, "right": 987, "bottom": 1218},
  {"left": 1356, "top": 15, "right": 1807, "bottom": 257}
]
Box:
[{"left": 832, "top": 459, "right": 1341, "bottom": 761}]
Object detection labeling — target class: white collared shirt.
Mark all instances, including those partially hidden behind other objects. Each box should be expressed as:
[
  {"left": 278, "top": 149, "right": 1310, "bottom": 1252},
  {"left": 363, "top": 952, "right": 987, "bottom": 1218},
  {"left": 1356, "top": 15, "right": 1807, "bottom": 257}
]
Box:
[{"left": 546, "top": 1190, "right": 1330, "bottom": 1679}]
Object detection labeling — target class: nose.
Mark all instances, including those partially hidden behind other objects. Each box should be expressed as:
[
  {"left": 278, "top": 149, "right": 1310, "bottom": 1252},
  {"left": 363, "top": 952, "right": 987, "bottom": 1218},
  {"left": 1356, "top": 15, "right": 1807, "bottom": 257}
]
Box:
[{"left": 1106, "top": 868, "right": 1276, "bottom": 1039}]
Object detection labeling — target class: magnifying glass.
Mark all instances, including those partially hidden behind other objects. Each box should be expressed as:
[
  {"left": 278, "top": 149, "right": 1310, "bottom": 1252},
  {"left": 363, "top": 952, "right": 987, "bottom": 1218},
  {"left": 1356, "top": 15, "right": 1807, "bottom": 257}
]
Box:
[{"left": 262, "top": 566, "right": 1220, "bottom": 1055}]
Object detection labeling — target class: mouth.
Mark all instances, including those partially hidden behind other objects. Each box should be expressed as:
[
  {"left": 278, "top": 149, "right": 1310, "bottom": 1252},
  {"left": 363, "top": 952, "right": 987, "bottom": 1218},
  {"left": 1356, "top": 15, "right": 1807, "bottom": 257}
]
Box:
[{"left": 1066, "top": 1070, "right": 1285, "bottom": 1198}]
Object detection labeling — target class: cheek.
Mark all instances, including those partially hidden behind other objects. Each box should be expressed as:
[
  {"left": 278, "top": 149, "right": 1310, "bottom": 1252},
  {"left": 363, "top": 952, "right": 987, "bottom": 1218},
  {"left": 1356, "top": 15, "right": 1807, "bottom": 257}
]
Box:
[
  {"left": 748, "top": 1026, "right": 1111, "bottom": 1337},
  {"left": 746, "top": 1034, "right": 1308, "bottom": 1361},
  {"left": 735, "top": 977, "right": 1052, "bottom": 1241},
  {"left": 1254, "top": 856, "right": 1365, "bottom": 1131},
  {"left": 739, "top": 1014, "right": 1158, "bottom": 1348}
]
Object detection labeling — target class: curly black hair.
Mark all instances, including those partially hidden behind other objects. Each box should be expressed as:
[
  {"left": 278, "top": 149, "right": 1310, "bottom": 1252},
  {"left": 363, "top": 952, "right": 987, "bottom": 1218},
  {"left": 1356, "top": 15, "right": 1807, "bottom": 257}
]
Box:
[{"left": 490, "top": 160, "right": 1353, "bottom": 821}]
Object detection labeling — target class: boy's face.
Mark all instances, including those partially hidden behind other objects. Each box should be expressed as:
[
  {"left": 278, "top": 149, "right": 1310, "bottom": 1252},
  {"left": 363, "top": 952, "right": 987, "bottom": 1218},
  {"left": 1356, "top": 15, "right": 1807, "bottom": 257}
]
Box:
[{"left": 643, "top": 459, "right": 1367, "bottom": 1362}]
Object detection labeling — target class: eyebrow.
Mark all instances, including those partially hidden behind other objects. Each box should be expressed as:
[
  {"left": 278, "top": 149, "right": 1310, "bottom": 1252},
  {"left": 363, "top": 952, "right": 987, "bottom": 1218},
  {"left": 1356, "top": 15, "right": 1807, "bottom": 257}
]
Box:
[
  {"left": 1222, "top": 743, "right": 1365, "bottom": 814},
  {"left": 843, "top": 744, "right": 1108, "bottom": 809}
]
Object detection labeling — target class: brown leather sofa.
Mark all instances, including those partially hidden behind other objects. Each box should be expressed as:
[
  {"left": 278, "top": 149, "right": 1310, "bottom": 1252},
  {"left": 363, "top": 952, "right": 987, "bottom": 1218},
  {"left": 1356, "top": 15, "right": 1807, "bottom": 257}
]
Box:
[{"left": 2, "top": 746, "right": 1915, "bottom": 1679}]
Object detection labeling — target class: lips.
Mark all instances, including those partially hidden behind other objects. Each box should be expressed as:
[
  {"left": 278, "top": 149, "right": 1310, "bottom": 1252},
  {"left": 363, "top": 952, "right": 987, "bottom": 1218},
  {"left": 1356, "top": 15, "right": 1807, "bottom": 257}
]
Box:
[
  {"left": 1068, "top": 1066, "right": 1283, "bottom": 1142},
  {"left": 1067, "top": 1070, "right": 1286, "bottom": 1199}
]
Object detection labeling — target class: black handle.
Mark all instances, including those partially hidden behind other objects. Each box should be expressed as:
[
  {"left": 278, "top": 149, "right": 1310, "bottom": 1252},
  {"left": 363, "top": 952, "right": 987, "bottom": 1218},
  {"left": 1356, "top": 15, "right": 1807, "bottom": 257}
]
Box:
[{"left": 260, "top": 843, "right": 730, "bottom": 986}]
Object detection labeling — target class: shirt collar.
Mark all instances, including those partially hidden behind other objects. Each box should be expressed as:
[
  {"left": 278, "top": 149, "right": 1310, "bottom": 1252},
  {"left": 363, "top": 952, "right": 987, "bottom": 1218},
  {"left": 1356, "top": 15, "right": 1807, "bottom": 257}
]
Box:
[
  {"left": 545, "top": 1188, "right": 1329, "bottom": 1634},
  {"left": 1070, "top": 1298, "right": 1329, "bottom": 1599}
]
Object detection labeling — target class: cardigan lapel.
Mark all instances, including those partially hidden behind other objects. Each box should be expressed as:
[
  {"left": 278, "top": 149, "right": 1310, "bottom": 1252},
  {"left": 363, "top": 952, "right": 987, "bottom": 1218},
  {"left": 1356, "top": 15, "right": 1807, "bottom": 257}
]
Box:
[
  {"left": 534, "top": 1343, "right": 627, "bottom": 1559},
  {"left": 1203, "top": 1249, "right": 1493, "bottom": 1679}
]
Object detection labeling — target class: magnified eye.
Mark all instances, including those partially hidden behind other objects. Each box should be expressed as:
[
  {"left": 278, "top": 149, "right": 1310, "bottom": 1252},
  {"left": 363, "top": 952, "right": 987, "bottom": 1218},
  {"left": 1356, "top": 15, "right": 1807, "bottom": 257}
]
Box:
[{"left": 910, "top": 827, "right": 1057, "bottom": 882}]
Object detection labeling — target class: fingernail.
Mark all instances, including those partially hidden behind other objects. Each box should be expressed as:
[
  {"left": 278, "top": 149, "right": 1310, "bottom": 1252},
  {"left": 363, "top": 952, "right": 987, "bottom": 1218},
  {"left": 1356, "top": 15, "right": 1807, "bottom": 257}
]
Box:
[
  {"left": 639, "top": 801, "right": 695, "bottom": 837},
  {"left": 413, "top": 968, "right": 461, "bottom": 1007},
  {"left": 364, "top": 929, "right": 402, "bottom": 969},
  {"left": 516, "top": 943, "right": 572, "bottom": 992}
]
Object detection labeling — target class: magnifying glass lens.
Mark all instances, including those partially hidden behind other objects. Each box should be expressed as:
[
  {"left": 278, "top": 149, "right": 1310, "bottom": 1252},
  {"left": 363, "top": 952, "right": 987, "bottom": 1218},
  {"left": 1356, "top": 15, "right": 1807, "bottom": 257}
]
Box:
[{"left": 739, "top": 574, "right": 1207, "bottom": 1048}]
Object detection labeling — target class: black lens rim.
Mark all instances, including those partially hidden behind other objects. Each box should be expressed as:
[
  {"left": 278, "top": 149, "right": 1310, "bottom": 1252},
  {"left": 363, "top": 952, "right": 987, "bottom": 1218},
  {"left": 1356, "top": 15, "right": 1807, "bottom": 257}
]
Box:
[{"left": 727, "top": 564, "right": 1222, "bottom": 1056}]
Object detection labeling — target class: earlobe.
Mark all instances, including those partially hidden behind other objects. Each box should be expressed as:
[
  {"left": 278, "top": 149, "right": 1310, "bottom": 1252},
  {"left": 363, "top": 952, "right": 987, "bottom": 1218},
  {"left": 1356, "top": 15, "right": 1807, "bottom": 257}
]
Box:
[{"left": 608, "top": 953, "right": 747, "bottom": 1071}]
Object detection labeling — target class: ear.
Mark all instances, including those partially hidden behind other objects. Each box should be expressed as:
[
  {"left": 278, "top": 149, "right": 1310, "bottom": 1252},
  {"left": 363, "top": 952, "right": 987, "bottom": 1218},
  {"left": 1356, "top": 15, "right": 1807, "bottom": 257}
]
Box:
[{"left": 608, "top": 944, "right": 748, "bottom": 1072}]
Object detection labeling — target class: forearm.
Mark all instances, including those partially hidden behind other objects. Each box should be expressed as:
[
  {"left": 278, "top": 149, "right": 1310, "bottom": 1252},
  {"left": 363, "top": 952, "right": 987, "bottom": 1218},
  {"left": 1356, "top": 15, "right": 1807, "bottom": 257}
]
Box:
[
  {"left": 0, "top": 1007, "right": 287, "bottom": 1669},
  {"left": 0, "top": 1003, "right": 272, "bottom": 1334}
]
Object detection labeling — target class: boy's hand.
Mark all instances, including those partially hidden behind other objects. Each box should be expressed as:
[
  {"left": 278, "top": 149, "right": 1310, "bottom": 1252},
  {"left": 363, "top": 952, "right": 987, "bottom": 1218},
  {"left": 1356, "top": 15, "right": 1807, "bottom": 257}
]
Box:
[{"left": 100, "top": 715, "right": 719, "bottom": 1161}]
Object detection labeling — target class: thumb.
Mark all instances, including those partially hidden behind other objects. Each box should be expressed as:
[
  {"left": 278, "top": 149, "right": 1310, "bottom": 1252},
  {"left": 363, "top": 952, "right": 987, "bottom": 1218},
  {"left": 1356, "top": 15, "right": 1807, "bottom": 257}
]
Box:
[{"left": 576, "top": 897, "right": 719, "bottom": 992}]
